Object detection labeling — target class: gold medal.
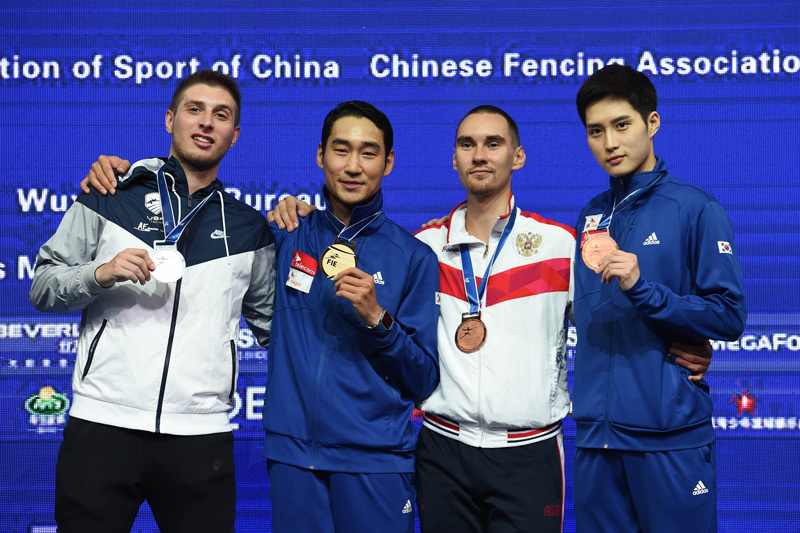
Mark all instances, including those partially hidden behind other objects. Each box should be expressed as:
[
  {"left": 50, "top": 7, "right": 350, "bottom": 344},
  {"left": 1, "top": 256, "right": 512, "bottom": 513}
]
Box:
[
  {"left": 320, "top": 242, "right": 357, "bottom": 279},
  {"left": 581, "top": 232, "right": 618, "bottom": 270},
  {"left": 455, "top": 312, "right": 487, "bottom": 353}
]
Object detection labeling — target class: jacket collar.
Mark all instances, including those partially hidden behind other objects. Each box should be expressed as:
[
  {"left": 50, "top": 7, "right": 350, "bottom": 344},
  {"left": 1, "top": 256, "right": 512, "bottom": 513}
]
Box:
[
  {"left": 447, "top": 192, "right": 516, "bottom": 246},
  {"left": 608, "top": 156, "right": 669, "bottom": 203},
  {"left": 321, "top": 186, "right": 385, "bottom": 237},
  {"left": 121, "top": 156, "right": 224, "bottom": 197}
]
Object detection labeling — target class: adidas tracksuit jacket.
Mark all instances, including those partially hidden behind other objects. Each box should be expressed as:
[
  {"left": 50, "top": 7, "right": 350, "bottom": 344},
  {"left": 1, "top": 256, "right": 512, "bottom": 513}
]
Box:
[
  {"left": 572, "top": 157, "right": 746, "bottom": 451},
  {"left": 415, "top": 195, "right": 575, "bottom": 448},
  {"left": 261, "top": 188, "right": 440, "bottom": 474},
  {"left": 29, "top": 157, "right": 276, "bottom": 436}
]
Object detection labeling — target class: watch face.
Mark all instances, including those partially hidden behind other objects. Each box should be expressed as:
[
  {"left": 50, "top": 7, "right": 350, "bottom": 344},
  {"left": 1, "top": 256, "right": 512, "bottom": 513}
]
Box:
[{"left": 381, "top": 310, "right": 394, "bottom": 331}]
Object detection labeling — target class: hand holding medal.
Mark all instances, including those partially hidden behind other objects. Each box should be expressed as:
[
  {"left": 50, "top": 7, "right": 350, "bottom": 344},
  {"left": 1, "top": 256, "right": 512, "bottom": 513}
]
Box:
[
  {"left": 595, "top": 249, "right": 640, "bottom": 291},
  {"left": 95, "top": 248, "right": 156, "bottom": 287},
  {"left": 332, "top": 267, "right": 383, "bottom": 327}
]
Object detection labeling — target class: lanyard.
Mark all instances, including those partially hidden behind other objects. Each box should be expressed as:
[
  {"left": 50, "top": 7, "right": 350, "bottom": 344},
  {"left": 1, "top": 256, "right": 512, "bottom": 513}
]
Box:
[
  {"left": 156, "top": 167, "right": 216, "bottom": 246},
  {"left": 597, "top": 171, "right": 665, "bottom": 231},
  {"left": 459, "top": 207, "right": 517, "bottom": 314},
  {"left": 324, "top": 209, "right": 383, "bottom": 245}
]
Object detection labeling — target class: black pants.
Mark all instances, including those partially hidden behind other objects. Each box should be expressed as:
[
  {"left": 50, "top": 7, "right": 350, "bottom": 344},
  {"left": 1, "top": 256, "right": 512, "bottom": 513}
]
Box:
[
  {"left": 416, "top": 426, "right": 564, "bottom": 533},
  {"left": 55, "top": 417, "right": 236, "bottom": 533}
]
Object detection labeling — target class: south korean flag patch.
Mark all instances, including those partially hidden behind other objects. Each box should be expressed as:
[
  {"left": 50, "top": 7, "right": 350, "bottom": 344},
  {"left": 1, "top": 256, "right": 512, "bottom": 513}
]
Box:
[{"left": 718, "top": 241, "right": 733, "bottom": 254}]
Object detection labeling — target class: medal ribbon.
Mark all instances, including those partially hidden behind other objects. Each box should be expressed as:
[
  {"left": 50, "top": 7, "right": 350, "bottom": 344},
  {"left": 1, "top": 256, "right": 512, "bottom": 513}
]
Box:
[
  {"left": 324, "top": 209, "right": 383, "bottom": 245},
  {"left": 156, "top": 167, "right": 217, "bottom": 246},
  {"left": 459, "top": 207, "right": 517, "bottom": 315},
  {"left": 596, "top": 170, "right": 665, "bottom": 232}
]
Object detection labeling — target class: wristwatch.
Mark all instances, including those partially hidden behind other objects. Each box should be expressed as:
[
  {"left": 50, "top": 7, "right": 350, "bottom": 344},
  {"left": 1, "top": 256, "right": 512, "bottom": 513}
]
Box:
[{"left": 366, "top": 308, "right": 394, "bottom": 332}]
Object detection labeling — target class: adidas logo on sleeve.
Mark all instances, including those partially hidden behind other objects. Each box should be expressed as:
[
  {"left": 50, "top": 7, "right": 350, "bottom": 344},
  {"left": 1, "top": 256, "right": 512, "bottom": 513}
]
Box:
[{"left": 402, "top": 500, "right": 413, "bottom": 514}]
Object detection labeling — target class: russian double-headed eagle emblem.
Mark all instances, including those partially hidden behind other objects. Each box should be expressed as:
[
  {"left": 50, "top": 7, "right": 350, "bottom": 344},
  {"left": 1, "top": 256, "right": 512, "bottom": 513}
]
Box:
[{"left": 515, "top": 232, "right": 542, "bottom": 258}]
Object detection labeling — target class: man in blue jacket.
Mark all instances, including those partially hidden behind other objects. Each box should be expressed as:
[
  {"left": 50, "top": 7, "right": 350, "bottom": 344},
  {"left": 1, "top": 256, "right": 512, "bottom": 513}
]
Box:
[
  {"left": 262, "top": 101, "right": 440, "bottom": 533},
  {"left": 571, "top": 64, "right": 746, "bottom": 532}
]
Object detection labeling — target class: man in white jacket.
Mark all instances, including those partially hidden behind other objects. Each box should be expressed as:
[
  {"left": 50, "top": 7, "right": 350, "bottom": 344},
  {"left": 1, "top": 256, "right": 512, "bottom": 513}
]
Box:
[{"left": 30, "top": 70, "right": 275, "bottom": 533}]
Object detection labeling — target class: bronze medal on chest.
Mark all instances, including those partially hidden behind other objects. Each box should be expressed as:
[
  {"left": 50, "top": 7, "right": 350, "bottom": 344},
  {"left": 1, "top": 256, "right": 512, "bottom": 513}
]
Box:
[
  {"left": 455, "top": 312, "right": 487, "bottom": 353},
  {"left": 320, "top": 242, "right": 357, "bottom": 279}
]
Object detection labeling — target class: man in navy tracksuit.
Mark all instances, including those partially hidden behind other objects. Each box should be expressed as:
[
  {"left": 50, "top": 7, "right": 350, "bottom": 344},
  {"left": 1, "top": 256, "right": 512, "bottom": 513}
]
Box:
[
  {"left": 262, "top": 102, "right": 440, "bottom": 532},
  {"left": 571, "top": 65, "right": 746, "bottom": 532}
]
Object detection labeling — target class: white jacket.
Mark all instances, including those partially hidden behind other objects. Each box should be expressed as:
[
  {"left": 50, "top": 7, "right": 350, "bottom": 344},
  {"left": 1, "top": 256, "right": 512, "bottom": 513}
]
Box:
[
  {"left": 415, "top": 195, "right": 575, "bottom": 448},
  {"left": 29, "top": 157, "right": 276, "bottom": 436}
]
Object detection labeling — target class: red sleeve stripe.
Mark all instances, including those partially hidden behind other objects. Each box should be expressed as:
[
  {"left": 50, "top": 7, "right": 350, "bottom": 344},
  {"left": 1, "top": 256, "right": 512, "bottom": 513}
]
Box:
[{"left": 519, "top": 211, "right": 577, "bottom": 239}]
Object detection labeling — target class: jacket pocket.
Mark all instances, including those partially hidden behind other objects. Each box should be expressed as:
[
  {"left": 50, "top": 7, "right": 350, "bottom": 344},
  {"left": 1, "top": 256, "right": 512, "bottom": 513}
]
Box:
[
  {"left": 229, "top": 340, "right": 238, "bottom": 399},
  {"left": 81, "top": 319, "right": 107, "bottom": 380}
]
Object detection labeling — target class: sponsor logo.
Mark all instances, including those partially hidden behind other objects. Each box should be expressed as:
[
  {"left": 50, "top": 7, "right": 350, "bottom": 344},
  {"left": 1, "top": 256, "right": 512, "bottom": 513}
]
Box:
[
  {"left": 210, "top": 229, "right": 227, "bottom": 240},
  {"left": 442, "top": 244, "right": 459, "bottom": 253},
  {"left": 543, "top": 505, "right": 562, "bottom": 517},
  {"left": 515, "top": 232, "right": 542, "bottom": 258},
  {"left": 402, "top": 500, "right": 413, "bottom": 514},
  {"left": 373, "top": 271, "right": 385, "bottom": 285},
  {"left": 718, "top": 241, "right": 732, "bottom": 254},
  {"left": 643, "top": 232, "right": 660, "bottom": 245},
  {"left": 25, "top": 386, "right": 69, "bottom": 434},
  {"left": 134, "top": 222, "right": 158, "bottom": 232},
  {"left": 144, "top": 192, "right": 162, "bottom": 215},
  {"left": 583, "top": 214, "right": 602, "bottom": 232},
  {"left": 692, "top": 480, "right": 709, "bottom": 496}
]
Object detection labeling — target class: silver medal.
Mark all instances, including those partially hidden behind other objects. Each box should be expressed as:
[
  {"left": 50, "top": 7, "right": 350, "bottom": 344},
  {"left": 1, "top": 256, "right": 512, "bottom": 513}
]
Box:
[{"left": 151, "top": 247, "right": 186, "bottom": 283}]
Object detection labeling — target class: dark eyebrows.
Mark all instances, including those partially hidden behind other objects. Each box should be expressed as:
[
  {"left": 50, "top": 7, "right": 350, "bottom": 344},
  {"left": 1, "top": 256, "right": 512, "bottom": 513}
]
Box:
[
  {"left": 455, "top": 134, "right": 508, "bottom": 145},
  {"left": 586, "top": 114, "right": 632, "bottom": 130},
  {"left": 330, "top": 138, "right": 383, "bottom": 152},
  {"left": 183, "top": 100, "right": 233, "bottom": 115}
]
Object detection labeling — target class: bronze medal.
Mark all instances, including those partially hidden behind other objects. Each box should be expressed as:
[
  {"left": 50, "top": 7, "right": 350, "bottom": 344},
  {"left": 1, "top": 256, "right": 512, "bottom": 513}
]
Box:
[
  {"left": 320, "top": 242, "right": 357, "bottom": 279},
  {"left": 581, "top": 232, "right": 618, "bottom": 270},
  {"left": 455, "top": 312, "right": 487, "bottom": 353}
]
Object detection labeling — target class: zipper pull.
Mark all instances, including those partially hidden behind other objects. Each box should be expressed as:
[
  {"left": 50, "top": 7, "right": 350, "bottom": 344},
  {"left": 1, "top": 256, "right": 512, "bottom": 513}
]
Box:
[{"left": 484, "top": 243, "right": 489, "bottom": 258}]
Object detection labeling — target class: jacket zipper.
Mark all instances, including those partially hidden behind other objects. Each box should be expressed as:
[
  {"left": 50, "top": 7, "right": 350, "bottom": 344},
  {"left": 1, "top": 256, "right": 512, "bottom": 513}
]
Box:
[
  {"left": 603, "top": 209, "right": 636, "bottom": 448},
  {"left": 81, "top": 319, "right": 107, "bottom": 380},
  {"left": 155, "top": 278, "right": 182, "bottom": 433},
  {"left": 229, "top": 340, "right": 237, "bottom": 399}
]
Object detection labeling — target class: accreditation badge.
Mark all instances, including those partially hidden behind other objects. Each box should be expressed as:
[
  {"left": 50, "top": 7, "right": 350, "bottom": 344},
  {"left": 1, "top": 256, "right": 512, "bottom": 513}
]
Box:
[
  {"left": 286, "top": 250, "right": 318, "bottom": 293},
  {"left": 151, "top": 241, "right": 186, "bottom": 283}
]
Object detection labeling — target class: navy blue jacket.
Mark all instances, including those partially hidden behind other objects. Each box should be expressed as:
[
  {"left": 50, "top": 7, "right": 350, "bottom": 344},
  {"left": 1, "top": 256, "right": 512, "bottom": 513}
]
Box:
[
  {"left": 572, "top": 157, "right": 746, "bottom": 451},
  {"left": 262, "top": 189, "right": 440, "bottom": 473}
]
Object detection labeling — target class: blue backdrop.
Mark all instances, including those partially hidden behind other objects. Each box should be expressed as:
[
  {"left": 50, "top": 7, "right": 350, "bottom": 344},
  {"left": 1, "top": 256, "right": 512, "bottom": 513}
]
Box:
[{"left": 1, "top": 2, "right": 798, "bottom": 531}]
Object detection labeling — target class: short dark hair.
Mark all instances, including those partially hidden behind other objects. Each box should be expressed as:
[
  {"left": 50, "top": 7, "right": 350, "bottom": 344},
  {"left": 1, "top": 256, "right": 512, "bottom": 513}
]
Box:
[
  {"left": 576, "top": 64, "right": 657, "bottom": 126},
  {"left": 456, "top": 105, "right": 520, "bottom": 147},
  {"left": 320, "top": 101, "right": 394, "bottom": 159},
  {"left": 170, "top": 69, "right": 242, "bottom": 127}
]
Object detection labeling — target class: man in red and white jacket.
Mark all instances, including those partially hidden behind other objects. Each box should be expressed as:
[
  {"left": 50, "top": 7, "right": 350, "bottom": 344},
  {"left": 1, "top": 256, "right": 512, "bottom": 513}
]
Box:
[{"left": 414, "top": 106, "right": 574, "bottom": 533}]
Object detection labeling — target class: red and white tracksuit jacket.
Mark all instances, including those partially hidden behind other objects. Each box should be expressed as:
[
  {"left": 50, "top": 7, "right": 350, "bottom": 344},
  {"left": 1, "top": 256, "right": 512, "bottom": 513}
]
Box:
[{"left": 415, "top": 194, "right": 576, "bottom": 448}]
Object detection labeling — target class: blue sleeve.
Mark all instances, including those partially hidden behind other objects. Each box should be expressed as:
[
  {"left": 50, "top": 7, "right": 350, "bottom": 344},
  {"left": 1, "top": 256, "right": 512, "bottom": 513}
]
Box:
[
  {"left": 623, "top": 201, "right": 747, "bottom": 341},
  {"left": 268, "top": 219, "right": 289, "bottom": 254},
  {"left": 369, "top": 249, "right": 440, "bottom": 403}
]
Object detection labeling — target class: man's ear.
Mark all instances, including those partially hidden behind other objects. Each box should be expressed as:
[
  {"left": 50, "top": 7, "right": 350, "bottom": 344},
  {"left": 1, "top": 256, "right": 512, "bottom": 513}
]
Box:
[
  {"left": 165, "top": 109, "right": 174, "bottom": 134},
  {"left": 647, "top": 111, "right": 661, "bottom": 138},
  {"left": 317, "top": 143, "right": 325, "bottom": 169}
]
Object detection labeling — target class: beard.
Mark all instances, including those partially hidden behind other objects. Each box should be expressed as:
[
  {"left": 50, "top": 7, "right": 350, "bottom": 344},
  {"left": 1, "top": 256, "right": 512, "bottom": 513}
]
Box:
[{"left": 465, "top": 174, "right": 497, "bottom": 198}]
